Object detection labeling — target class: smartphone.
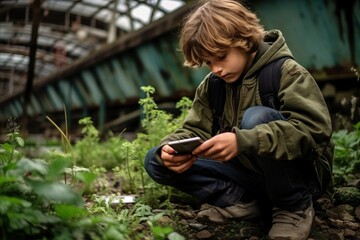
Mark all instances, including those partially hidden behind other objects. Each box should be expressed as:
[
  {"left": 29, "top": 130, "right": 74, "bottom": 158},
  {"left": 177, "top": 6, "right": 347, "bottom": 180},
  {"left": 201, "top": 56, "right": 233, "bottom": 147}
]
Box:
[{"left": 168, "top": 137, "right": 203, "bottom": 155}]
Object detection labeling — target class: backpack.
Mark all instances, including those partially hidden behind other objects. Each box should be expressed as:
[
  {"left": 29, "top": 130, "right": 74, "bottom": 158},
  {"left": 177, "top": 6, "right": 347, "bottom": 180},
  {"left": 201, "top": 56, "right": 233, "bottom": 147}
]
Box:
[{"left": 208, "top": 57, "right": 290, "bottom": 135}]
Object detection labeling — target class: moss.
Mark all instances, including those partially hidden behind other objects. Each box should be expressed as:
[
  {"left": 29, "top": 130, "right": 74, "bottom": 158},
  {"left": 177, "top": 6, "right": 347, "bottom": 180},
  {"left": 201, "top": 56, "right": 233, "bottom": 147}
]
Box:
[{"left": 332, "top": 187, "right": 360, "bottom": 207}]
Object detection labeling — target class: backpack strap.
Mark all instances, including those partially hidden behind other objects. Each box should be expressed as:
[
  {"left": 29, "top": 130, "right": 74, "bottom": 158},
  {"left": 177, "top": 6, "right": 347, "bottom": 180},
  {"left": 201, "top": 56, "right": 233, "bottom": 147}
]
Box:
[
  {"left": 208, "top": 73, "right": 226, "bottom": 136},
  {"left": 258, "top": 57, "right": 290, "bottom": 109}
]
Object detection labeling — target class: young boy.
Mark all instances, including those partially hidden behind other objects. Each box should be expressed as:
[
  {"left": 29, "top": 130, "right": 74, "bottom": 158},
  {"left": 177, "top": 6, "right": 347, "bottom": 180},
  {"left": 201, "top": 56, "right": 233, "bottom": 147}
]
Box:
[{"left": 144, "top": 0, "right": 334, "bottom": 239}]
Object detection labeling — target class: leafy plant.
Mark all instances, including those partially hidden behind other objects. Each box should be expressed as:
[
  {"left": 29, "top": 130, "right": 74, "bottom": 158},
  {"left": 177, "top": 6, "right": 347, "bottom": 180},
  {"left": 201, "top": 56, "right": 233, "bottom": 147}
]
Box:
[
  {"left": 1, "top": 86, "right": 194, "bottom": 239},
  {"left": 46, "top": 115, "right": 97, "bottom": 195},
  {"left": 0, "top": 118, "right": 24, "bottom": 166},
  {"left": 332, "top": 122, "right": 360, "bottom": 184},
  {"left": 110, "top": 86, "right": 192, "bottom": 204},
  {"left": 0, "top": 121, "right": 144, "bottom": 240},
  {"left": 0, "top": 123, "right": 86, "bottom": 239}
]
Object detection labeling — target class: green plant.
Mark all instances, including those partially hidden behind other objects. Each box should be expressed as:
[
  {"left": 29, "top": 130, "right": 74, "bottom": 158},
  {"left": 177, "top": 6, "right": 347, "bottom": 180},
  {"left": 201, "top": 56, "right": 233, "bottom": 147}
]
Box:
[
  {"left": 0, "top": 122, "right": 86, "bottom": 239},
  {"left": 1, "top": 86, "right": 196, "bottom": 239},
  {"left": 75, "top": 117, "right": 100, "bottom": 167},
  {"left": 332, "top": 122, "right": 360, "bottom": 184},
  {"left": 135, "top": 86, "right": 191, "bottom": 202},
  {"left": 138, "top": 86, "right": 180, "bottom": 145},
  {"left": 0, "top": 118, "right": 24, "bottom": 166},
  {"left": 46, "top": 115, "right": 98, "bottom": 195},
  {"left": 0, "top": 120, "right": 141, "bottom": 240},
  {"left": 87, "top": 195, "right": 185, "bottom": 240},
  {"left": 109, "top": 86, "right": 192, "bottom": 204}
]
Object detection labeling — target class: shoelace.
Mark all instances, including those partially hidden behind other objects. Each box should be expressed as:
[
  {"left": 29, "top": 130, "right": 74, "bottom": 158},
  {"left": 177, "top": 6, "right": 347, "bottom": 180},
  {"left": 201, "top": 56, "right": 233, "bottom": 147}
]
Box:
[{"left": 272, "top": 209, "right": 307, "bottom": 227}]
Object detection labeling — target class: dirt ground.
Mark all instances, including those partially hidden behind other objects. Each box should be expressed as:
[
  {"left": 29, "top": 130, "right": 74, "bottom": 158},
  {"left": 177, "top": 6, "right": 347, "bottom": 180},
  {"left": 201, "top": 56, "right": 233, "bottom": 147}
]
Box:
[
  {"left": 171, "top": 196, "right": 360, "bottom": 240},
  {"left": 101, "top": 170, "right": 360, "bottom": 239},
  {"left": 153, "top": 179, "right": 360, "bottom": 240}
]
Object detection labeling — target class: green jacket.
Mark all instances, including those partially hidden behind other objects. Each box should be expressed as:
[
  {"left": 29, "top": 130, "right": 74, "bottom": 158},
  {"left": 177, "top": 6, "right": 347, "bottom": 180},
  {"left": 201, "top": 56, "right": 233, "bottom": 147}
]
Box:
[{"left": 160, "top": 30, "right": 334, "bottom": 190}]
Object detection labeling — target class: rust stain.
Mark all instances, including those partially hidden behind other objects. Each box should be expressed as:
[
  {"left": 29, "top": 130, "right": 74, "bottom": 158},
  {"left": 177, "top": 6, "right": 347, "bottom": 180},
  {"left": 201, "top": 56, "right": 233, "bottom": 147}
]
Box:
[{"left": 334, "top": 0, "right": 356, "bottom": 64}]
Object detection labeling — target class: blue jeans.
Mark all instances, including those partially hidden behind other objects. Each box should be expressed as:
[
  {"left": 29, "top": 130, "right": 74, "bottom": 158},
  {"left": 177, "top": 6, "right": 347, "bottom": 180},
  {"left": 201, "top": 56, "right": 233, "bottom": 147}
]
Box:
[{"left": 144, "top": 106, "right": 314, "bottom": 210}]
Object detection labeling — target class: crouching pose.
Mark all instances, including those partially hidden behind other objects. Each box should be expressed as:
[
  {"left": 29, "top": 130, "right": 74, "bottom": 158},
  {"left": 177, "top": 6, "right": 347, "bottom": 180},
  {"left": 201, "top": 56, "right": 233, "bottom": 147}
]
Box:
[{"left": 144, "top": 1, "right": 334, "bottom": 239}]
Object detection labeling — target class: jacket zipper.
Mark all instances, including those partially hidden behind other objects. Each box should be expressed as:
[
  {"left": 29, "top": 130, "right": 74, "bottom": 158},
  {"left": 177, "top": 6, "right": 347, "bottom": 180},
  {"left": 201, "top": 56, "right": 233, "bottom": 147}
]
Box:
[
  {"left": 230, "top": 86, "right": 239, "bottom": 127},
  {"left": 233, "top": 84, "right": 260, "bottom": 173}
]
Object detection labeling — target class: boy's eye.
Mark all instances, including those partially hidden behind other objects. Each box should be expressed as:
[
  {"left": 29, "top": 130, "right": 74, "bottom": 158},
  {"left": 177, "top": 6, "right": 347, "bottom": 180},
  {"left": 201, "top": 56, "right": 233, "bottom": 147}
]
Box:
[{"left": 218, "top": 55, "right": 226, "bottom": 60}]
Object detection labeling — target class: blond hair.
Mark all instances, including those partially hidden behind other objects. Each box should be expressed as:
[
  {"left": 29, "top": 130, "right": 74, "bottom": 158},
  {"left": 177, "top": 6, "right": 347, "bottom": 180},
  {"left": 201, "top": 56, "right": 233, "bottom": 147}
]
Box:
[{"left": 179, "top": 0, "right": 265, "bottom": 68}]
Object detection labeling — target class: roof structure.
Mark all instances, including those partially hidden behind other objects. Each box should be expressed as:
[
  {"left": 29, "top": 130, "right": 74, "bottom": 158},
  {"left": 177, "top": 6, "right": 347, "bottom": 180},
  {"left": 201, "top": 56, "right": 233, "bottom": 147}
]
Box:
[{"left": 0, "top": 0, "right": 185, "bottom": 99}]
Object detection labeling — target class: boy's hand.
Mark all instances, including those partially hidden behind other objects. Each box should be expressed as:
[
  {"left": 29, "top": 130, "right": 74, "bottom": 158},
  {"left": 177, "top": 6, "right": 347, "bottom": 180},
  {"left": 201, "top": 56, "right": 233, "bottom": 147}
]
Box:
[
  {"left": 192, "top": 132, "right": 238, "bottom": 161},
  {"left": 161, "top": 144, "right": 196, "bottom": 173}
]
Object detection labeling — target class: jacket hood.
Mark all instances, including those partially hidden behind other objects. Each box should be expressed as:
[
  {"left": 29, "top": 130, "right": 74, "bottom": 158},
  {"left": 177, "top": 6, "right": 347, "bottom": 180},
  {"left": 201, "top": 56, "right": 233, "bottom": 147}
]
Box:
[{"left": 246, "top": 29, "right": 294, "bottom": 78}]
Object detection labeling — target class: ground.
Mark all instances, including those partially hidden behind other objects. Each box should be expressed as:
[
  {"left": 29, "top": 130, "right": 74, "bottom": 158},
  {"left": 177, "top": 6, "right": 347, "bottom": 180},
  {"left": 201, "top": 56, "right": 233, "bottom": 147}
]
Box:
[
  {"left": 96, "top": 170, "right": 360, "bottom": 239},
  {"left": 148, "top": 180, "right": 360, "bottom": 239},
  {"left": 169, "top": 192, "right": 360, "bottom": 239}
]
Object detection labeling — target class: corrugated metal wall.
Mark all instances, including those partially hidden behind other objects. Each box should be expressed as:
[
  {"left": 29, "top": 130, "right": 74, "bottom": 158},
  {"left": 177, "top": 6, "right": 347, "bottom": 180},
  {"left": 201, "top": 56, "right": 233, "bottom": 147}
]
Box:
[{"left": 254, "top": 0, "right": 359, "bottom": 77}]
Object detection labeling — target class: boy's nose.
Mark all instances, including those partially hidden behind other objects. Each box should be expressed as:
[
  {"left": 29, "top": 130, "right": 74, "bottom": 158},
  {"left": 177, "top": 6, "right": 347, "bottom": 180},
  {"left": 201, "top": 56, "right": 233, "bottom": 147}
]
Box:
[{"left": 212, "top": 65, "right": 222, "bottom": 74}]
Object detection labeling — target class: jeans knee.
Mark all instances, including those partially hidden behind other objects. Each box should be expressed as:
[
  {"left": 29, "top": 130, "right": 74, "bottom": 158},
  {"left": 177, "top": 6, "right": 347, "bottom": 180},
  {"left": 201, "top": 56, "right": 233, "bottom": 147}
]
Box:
[
  {"left": 144, "top": 147, "right": 159, "bottom": 177},
  {"left": 241, "top": 106, "right": 286, "bottom": 129}
]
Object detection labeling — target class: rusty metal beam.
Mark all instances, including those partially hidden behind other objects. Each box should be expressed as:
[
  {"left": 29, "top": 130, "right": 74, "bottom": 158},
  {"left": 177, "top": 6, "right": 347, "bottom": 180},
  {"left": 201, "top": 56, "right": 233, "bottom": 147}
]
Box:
[{"left": 23, "top": 0, "right": 42, "bottom": 125}]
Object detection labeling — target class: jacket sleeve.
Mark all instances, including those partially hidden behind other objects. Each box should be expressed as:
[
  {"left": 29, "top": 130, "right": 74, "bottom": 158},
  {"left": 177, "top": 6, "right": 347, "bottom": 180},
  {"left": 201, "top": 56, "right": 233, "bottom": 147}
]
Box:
[
  {"left": 234, "top": 59, "right": 333, "bottom": 161},
  {"left": 159, "top": 76, "right": 214, "bottom": 145}
]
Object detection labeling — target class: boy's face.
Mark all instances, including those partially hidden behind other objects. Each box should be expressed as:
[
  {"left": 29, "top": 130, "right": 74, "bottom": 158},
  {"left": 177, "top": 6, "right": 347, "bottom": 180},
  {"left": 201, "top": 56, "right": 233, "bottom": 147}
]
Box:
[{"left": 204, "top": 47, "right": 254, "bottom": 83}]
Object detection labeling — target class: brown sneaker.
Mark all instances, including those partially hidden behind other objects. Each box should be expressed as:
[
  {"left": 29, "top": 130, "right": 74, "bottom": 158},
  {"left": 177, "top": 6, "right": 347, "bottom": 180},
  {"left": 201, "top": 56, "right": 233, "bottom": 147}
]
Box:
[
  {"left": 196, "top": 200, "right": 262, "bottom": 224},
  {"left": 268, "top": 202, "right": 315, "bottom": 240}
]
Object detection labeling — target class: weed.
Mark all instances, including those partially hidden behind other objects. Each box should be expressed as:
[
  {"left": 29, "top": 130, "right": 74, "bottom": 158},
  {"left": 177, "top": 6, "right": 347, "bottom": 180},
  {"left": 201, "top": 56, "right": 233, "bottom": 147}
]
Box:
[
  {"left": 0, "top": 117, "right": 23, "bottom": 166},
  {"left": 332, "top": 122, "right": 360, "bottom": 184}
]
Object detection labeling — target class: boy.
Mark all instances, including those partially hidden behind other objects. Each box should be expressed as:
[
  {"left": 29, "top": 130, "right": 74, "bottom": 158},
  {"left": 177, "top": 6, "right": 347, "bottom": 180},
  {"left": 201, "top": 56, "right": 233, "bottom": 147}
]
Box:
[{"left": 144, "top": 0, "right": 334, "bottom": 239}]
